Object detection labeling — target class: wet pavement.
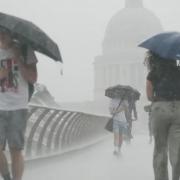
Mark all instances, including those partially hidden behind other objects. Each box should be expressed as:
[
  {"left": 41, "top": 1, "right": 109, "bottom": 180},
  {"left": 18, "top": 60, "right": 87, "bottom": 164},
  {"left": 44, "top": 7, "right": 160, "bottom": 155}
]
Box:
[{"left": 24, "top": 134, "right": 154, "bottom": 180}]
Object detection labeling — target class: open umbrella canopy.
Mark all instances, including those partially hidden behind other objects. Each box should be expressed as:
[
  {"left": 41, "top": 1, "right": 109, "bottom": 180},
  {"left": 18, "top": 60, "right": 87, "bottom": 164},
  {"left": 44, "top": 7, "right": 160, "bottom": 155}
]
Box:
[
  {"left": 138, "top": 31, "right": 180, "bottom": 60},
  {"left": 105, "top": 85, "right": 140, "bottom": 100},
  {"left": 0, "top": 12, "right": 62, "bottom": 62}
]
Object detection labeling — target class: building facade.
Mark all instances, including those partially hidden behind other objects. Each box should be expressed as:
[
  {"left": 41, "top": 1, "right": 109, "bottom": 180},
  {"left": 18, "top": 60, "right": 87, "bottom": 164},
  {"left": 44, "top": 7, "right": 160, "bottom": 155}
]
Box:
[{"left": 94, "top": 0, "right": 163, "bottom": 101}]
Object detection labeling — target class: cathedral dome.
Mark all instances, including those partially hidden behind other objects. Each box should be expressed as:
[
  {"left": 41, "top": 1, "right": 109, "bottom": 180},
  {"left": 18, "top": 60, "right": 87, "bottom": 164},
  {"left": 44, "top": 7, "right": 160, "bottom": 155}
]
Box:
[{"left": 102, "top": 0, "right": 163, "bottom": 54}]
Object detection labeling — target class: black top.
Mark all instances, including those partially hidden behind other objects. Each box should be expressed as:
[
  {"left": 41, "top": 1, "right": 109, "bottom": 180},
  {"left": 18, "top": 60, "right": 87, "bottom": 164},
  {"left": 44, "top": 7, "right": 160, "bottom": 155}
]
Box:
[{"left": 147, "top": 67, "right": 180, "bottom": 101}]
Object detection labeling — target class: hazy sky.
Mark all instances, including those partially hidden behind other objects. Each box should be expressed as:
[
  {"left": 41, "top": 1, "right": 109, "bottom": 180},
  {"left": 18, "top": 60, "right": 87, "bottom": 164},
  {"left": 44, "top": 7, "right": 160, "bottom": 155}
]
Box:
[{"left": 1, "top": 0, "right": 180, "bottom": 102}]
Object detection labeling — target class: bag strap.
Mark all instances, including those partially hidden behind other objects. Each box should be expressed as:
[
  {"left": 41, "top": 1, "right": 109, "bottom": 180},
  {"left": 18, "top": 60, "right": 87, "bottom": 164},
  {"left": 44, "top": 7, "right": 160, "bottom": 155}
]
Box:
[{"left": 112, "top": 95, "right": 126, "bottom": 118}]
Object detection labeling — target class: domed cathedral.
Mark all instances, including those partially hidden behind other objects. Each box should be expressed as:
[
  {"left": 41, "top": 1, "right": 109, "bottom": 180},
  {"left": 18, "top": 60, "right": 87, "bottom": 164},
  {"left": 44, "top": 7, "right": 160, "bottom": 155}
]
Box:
[{"left": 94, "top": 0, "right": 163, "bottom": 102}]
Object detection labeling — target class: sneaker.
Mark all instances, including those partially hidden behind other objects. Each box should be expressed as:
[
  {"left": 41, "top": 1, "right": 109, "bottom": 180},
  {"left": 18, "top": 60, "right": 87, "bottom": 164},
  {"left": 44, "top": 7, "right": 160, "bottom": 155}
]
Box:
[
  {"left": 113, "top": 150, "right": 118, "bottom": 156},
  {"left": 113, "top": 150, "right": 122, "bottom": 157}
]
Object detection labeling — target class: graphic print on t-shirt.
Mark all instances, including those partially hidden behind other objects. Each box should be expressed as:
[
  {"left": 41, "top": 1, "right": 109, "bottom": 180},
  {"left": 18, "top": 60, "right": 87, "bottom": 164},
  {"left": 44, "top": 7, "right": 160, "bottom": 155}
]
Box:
[{"left": 0, "top": 58, "right": 19, "bottom": 92}]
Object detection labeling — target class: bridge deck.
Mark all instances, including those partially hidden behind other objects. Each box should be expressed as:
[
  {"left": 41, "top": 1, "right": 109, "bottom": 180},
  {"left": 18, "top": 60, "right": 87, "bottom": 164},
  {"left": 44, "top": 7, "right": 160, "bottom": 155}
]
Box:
[{"left": 24, "top": 134, "right": 154, "bottom": 180}]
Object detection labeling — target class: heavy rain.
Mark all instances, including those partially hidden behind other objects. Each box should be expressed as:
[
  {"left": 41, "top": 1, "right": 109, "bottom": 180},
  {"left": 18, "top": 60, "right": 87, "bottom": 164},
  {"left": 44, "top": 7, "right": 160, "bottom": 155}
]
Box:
[{"left": 0, "top": 0, "right": 180, "bottom": 180}]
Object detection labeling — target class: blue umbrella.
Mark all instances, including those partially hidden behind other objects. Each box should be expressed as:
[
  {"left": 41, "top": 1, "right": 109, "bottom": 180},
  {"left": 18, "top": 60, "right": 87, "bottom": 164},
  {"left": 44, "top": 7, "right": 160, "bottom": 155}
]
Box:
[{"left": 138, "top": 31, "right": 180, "bottom": 60}]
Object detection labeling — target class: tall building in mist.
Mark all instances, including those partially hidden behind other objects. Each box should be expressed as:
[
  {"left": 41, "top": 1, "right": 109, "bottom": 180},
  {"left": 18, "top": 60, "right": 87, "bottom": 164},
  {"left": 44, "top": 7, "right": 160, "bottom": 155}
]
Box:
[{"left": 94, "top": 0, "right": 163, "bottom": 101}]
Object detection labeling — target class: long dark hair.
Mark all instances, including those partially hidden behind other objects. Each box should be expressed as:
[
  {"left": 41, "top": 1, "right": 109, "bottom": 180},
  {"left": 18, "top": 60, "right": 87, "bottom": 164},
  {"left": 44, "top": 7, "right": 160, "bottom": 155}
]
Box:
[{"left": 144, "top": 51, "right": 179, "bottom": 73}]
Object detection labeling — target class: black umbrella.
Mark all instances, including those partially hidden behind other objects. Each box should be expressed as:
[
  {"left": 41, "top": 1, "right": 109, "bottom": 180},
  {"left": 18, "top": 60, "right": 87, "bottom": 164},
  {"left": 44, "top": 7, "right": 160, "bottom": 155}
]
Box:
[
  {"left": 0, "top": 12, "right": 62, "bottom": 62},
  {"left": 138, "top": 31, "right": 180, "bottom": 60},
  {"left": 105, "top": 85, "right": 140, "bottom": 100}
]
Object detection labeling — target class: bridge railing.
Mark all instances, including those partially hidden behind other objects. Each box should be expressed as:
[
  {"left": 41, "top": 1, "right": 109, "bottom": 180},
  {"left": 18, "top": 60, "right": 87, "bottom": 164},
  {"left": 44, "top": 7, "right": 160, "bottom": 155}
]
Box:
[{"left": 24, "top": 105, "right": 109, "bottom": 159}]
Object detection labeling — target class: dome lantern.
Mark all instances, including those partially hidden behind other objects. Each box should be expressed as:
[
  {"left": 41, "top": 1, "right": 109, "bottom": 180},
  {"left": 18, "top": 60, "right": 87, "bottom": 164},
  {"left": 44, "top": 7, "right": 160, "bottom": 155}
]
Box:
[{"left": 125, "top": 0, "right": 143, "bottom": 8}]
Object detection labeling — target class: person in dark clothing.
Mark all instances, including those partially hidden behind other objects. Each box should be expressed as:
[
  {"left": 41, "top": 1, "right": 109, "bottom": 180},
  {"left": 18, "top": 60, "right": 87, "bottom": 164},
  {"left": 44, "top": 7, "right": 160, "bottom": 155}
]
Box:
[
  {"left": 144, "top": 50, "right": 180, "bottom": 180},
  {"left": 125, "top": 97, "right": 137, "bottom": 142}
]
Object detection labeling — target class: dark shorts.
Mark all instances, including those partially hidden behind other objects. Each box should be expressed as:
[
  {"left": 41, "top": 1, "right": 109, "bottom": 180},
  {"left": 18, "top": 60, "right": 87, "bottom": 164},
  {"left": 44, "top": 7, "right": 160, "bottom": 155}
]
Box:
[{"left": 0, "top": 109, "right": 28, "bottom": 150}]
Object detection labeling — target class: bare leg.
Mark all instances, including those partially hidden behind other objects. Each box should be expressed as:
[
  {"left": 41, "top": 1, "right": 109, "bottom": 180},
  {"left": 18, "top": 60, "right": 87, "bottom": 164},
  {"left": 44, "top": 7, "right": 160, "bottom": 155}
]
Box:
[
  {"left": 114, "top": 132, "right": 119, "bottom": 147},
  {"left": 118, "top": 133, "right": 123, "bottom": 151},
  {"left": 128, "top": 120, "right": 133, "bottom": 138},
  {"left": 10, "top": 148, "right": 24, "bottom": 180},
  {"left": 113, "top": 132, "right": 123, "bottom": 156},
  {"left": 0, "top": 145, "right": 11, "bottom": 180}
]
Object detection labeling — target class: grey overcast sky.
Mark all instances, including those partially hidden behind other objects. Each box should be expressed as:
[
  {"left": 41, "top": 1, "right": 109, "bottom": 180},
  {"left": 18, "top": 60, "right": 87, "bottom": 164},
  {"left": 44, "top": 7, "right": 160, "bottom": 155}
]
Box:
[{"left": 1, "top": 0, "right": 180, "bottom": 102}]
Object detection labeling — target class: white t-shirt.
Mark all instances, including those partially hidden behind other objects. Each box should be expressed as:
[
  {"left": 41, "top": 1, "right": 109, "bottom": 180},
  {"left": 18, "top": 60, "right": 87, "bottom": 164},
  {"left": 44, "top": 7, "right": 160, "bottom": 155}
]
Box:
[
  {"left": 0, "top": 47, "right": 37, "bottom": 110},
  {"left": 109, "top": 98, "right": 128, "bottom": 123}
]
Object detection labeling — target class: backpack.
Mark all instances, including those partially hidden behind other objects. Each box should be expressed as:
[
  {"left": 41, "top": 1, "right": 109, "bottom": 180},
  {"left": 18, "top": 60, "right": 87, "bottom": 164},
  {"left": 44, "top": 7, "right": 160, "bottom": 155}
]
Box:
[{"left": 21, "top": 45, "right": 35, "bottom": 101}]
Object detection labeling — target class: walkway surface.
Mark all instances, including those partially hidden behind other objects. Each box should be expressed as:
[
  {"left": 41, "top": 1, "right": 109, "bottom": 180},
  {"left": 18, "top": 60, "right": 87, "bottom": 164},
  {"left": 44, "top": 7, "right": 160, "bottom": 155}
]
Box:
[{"left": 24, "top": 134, "right": 155, "bottom": 180}]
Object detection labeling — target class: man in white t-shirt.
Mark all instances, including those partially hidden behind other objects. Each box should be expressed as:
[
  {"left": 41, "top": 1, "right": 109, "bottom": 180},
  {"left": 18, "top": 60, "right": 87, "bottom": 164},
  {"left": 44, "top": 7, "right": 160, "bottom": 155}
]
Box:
[{"left": 0, "top": 30, "right": 37, "bottom": 180}]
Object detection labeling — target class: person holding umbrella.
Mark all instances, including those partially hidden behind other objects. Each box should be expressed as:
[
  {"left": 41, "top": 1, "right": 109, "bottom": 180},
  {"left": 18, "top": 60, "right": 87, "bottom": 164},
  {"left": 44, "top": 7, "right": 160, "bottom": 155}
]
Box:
[
  {"left": 0, "top": 12, "right": 62, "bottom": 180},
  {"left": 105, "top": 85, "right": 140, "bottom": 156},
  {"left": 0, "top": 30, "right": 37, "bottom": 180},
  {"left": 139, "top": 31, "right": 180, "bottom": 180},
  {"left": 109, "top": 96, "right": 129, "bottom": 156},
  {"left": 126, "top": 95, "right": 138, "bottom": 141}
]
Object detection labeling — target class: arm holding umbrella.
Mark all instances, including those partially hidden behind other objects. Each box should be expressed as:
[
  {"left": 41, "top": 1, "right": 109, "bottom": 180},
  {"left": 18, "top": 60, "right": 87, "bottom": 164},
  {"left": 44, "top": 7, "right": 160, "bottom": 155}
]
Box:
[
  {"left": 132, "top": 101, "right": 138, "bottom": 120},
  {"left": 124, "top": 103, "right": 131, "bottom": 124},
  {"left": 109, "top": 99, "right": 118, "bottom": 115},
  {"left": 15, "top": 45, "right": 38, "bottom": 101},
  {"left": 13, "top": 45, "right": 37, "bottom": 84},
  {"left": 127, "top": 99, "right": 137, "bottom": 121},
  {"left": 17, "top": 60, "right": 37, "bottom": 84}
]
